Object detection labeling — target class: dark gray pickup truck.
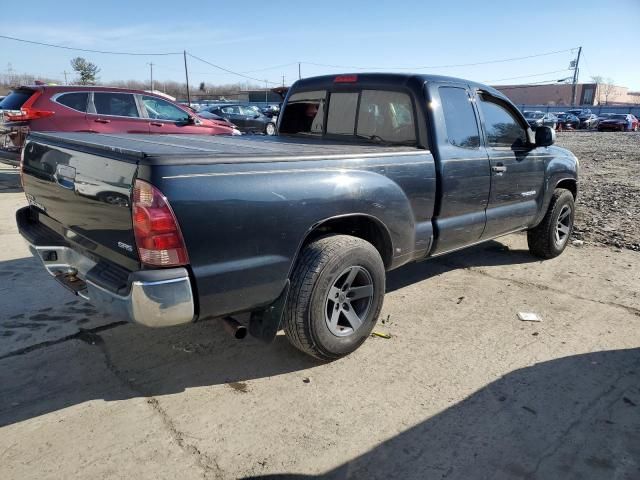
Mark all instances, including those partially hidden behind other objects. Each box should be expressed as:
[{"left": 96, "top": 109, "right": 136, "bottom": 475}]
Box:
[{"left": 16, "top": 73, "right": 578, "bottom": 359}]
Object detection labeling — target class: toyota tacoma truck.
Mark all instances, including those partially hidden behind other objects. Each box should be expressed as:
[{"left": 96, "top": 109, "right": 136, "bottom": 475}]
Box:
[{"left": 16, "top": 73, "right": 578, "bottom": 360}]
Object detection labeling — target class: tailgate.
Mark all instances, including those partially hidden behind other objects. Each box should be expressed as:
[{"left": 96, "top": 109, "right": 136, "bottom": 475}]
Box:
[{"left": 21, "top": 137, "right": 140, "bottom": 270}]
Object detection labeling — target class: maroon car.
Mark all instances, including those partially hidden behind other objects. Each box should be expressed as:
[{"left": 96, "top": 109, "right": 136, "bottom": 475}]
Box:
[
  {"left": 597, "top": 114, "right": 639, "bottom": 132},
  {"left": 0, "top": 85, "right": 238, "bottom": 165}
]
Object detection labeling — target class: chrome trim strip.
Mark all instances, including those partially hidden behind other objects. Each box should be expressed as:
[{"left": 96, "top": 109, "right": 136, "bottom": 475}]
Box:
[{"left": 163, "top": 160, "right": 436, "bottom": 179}]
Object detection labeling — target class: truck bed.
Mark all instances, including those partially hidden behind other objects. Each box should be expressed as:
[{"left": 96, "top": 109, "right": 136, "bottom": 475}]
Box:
[{"left": 28, "top": 132, "right": 424, "bottom": 165}]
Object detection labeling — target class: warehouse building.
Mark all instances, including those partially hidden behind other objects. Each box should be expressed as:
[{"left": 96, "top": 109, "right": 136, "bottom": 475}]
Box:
[{"left": 494, "top": 82, "right": 640, "bottom": 106}]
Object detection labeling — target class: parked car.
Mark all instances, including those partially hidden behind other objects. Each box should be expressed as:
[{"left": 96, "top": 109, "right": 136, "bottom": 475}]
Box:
[
  {"left": 566, "top": 108, "right": 591, "bottom": 117},
  {"left": 195, "top": 109, "right": 238, "bottom": 129},
  {"left": 17, "top": 72, "right": 578, "bottom": 360},
  {"left": 556, "top": 113, "right": 580, "bottom": 130},
  {"left": 203, "top": 104, "right": 276, "bottom": 135},
  {"left": 261, "top": 104, "right": 281, "bottom": 118},
  {"left": 597, "top": 114, "right": 639, "bottom": 132},
  {"left": 577, "top": 113, "right": 599, "bottom": 129},
  {"left": 597, "top": 112, "right": 615, "bottom": 121},
  {"left": 0, "top": 85, "right": 239, "bottom": 166},
  {"left": 523, "top": 111, "right": 557, "bottom": 129}
]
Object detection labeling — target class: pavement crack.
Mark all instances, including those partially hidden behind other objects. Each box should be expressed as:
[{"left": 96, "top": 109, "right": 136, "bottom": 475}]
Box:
[
  {"left": 524, "top": 366, "right": 637, "bottom": 479},
  {"left": 445, "top": 262, "right": 640, "bottom": 316},
  {"left": 0, "top": 321, "right": 127, "bottom": 361},
  {"left": 92, "top": 335, "right": 224, "bottom": 479}
]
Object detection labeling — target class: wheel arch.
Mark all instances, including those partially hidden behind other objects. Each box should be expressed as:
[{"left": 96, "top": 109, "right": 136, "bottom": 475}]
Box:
[
  {"left": 292, "top": 214, "right": 394, "bottom": 273},
  {"left": 556, "top": 178, "right": 578, "bottom": 199}
]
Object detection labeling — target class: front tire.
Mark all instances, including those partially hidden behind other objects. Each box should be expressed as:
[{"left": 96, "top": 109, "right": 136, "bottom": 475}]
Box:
[
  {"left": 527, "top": 189, "right": 575, "bottom": 259},
  {"left": 283, "top": 235, "right": 385, "bottom": 360},
  {"left": 265, "top": 123, "right": 276, "bottom": 135}
]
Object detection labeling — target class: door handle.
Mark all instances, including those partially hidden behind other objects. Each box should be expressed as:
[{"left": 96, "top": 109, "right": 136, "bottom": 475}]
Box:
[
  {"left": 150, "top": 122, "right": 164, "bottom": 127},
  {"left": 94, "top": 118, "right": 110, "bottom": 124},
  {"left": 492, "top": 165, "right": 507, "bottom": 173}
]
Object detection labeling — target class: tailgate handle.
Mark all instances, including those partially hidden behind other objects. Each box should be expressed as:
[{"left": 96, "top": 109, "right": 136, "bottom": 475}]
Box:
[
  {"left": 94, "top": 118, "right": 111, "bottom": 124},
  {"left": 54, "top": 164, "right": 76, "bottom": 190}
]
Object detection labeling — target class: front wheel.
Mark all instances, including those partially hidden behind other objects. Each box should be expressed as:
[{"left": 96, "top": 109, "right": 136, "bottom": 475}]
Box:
[
  {"left": 265, "top": 123, "right": 276, "bottom": 135},
  {"left": 527, "top": 189, "right": 575, "bottom": 259},
  {"left": 283, "top": 235, "right": 385, "bottom": 360}
]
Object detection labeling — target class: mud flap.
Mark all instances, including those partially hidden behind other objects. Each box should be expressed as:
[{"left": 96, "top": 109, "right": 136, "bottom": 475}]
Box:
[{"left": 249, "top": 280, "right": 290, "bottom": 343}]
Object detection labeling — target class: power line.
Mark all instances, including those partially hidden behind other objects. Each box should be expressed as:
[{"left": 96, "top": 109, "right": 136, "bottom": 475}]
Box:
[
  {"left": 187, "top": 53, "right": 279, "bottom": 85},
  {"left": 484, "top": 69, "right": 571, "bottom": 83},
  {"left": 301, "top": 48, "right": 577, "bottom": 71},
  {"left": 0, "top": 34, "right": 182, "bottom": 56}
]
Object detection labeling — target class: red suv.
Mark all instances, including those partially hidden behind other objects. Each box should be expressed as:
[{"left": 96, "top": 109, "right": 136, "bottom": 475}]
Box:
[{"left": 0, "top": 85, "right": 239, "bottom": 166}]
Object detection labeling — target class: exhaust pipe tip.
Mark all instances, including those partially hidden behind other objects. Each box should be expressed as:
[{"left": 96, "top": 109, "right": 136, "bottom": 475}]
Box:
[{"left": 222, "top": 316, "right": 247, "bottom": 340}]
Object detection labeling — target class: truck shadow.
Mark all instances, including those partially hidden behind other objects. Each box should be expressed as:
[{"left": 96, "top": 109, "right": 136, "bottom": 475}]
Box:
[
  {"left": 386, "top": 239, "right": 537, "bottom": 293},
  {"left": 0, "top": 238, "right": 543, "bottom": 429},
  {"left": 242, "top": 348, "right": 640, "bottom": 480},
  {"left": 0, "top": 168, "right": 22, "bottom": 193}
]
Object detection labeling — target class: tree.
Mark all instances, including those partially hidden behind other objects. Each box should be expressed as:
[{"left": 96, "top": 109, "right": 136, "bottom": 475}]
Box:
[
  {"left": 591, "top": 75, "right": 616, "bottom": 105},
  {"left": 601, "top": 78, "right": 616, "bottom": 105},
  {"left": 199, "top": 81, "right": 206, "bottom": 92},
  {"left": 70, "top": 57, "right": 100, "bottom": 85}
]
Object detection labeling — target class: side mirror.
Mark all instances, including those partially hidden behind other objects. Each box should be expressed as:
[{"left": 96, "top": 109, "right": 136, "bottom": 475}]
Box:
[
  {"left": 188, "top": 116, "right": 201, "bottom": 125},
  {"left": 535, "top": 126, "right": 555, "bottom": 147}
]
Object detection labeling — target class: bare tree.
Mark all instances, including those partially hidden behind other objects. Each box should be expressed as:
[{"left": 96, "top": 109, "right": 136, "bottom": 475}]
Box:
[
  {"left": 601, "top": 78, "right": 616, "bottom": 105},
  {"left": 590, "top": 75, "right": 603, "bottom": 103}
]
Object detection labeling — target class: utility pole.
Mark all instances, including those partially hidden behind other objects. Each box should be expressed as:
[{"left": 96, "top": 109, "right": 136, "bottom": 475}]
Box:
[
  {"left": 570, "top": 46, "right": 582, "bottom": 106},
  {"left": 282, "top": 74, "right": 285, "bottom": 87},
  {"left": 265, "top": 80, "right": 268, "bottom": 103},
  {"left": 148, "top": 62, "right": 154, "bottom": 91},
  {"left": 298, "top": 62, "right": 301, "bottom": 80},
  {"left": 183, "top": 50, "right": 191, "bottom": 106},
  {"left": 62, "top": 70, "right": 68, "bottom": 85}
]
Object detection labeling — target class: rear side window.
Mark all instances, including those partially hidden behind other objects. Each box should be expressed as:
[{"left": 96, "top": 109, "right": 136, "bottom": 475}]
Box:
[
  {"left": 439, "top": 87, "right": 480, "bottom": 149},
  {"left": 279, "top": 90, "right": 326, "bottom": 135},
  {"left": 93, "top": 92, "right": 139, "bottom": 118},
  {"left": 478, "top": 95, "right": 527, "bottom": 148},
  {"left": 56, "top": 92, "right": 88, "bottom": 112},
  {"left": 0, "top": 89, "right": 35, "bottom": 110}
]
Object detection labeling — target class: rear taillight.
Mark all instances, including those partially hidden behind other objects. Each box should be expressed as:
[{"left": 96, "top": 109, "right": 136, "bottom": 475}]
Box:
[
  {"left": 132, "top": 179, "right": 189, "bottom": 267},
  {"left": 5, "top": 91, "right": 54, "bottom": 122}
]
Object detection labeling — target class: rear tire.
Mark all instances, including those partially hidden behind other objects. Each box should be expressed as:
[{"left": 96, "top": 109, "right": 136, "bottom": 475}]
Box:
[
  {"left": 527, "top": 189, "right": 575, "bottom": 259},
  {"left": 283, "top": 235, "right": 385, "bottom": 360}
]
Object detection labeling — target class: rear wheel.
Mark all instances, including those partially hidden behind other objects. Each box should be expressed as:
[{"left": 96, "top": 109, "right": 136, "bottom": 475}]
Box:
[
  {"left": 527, "top": 189, "right": 575, "bottom": 259},
  {"left": 283, "top": 235, "right": 385, "bottom": 360}
]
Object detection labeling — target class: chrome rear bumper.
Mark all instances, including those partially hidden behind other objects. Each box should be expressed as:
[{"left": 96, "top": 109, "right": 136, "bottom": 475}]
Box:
[{"left": 28, "top": 243, "right": 195, "bottom": 327}]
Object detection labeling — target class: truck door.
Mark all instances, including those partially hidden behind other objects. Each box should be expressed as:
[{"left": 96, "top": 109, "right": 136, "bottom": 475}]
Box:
[
  {"left": 428, "top": 84, "right": 491, "bottom": 255},
  {"left": 475, "top": 91, "right": 546, "bottom": 239}
]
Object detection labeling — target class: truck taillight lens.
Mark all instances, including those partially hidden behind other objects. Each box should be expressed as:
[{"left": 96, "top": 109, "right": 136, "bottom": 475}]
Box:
[{"left": 132, "top": 179, "right": 189, "bottom": 267}]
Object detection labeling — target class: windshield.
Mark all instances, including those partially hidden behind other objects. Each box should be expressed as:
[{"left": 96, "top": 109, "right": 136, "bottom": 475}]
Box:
[
  {"left": 524, "top": 112, "right": 544, "bottom": 119},
  {"left": 611, "top": 114, "right": 628, "bottom": 120}
]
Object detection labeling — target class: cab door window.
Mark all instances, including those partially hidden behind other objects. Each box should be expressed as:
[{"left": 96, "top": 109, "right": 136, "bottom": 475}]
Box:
[
  {"left": 141, "top": 96, "right": 190, "bottom": 122},
  {"left": 477, "top": 95, "right": 527, "bottom": 148}
]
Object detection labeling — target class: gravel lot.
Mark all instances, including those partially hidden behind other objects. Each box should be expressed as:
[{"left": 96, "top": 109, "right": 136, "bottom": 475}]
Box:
[
  {"left": 0, "top": 133, "right": 639, "bottom": 479},
  {"left": 556, "top": 131, "right": 640, "bottom": 251}
]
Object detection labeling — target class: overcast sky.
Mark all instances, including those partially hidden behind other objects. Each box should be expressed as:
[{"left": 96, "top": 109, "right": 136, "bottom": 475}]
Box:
[{"left": 1, "top": 0, "right": 639, "bottom": 90}]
